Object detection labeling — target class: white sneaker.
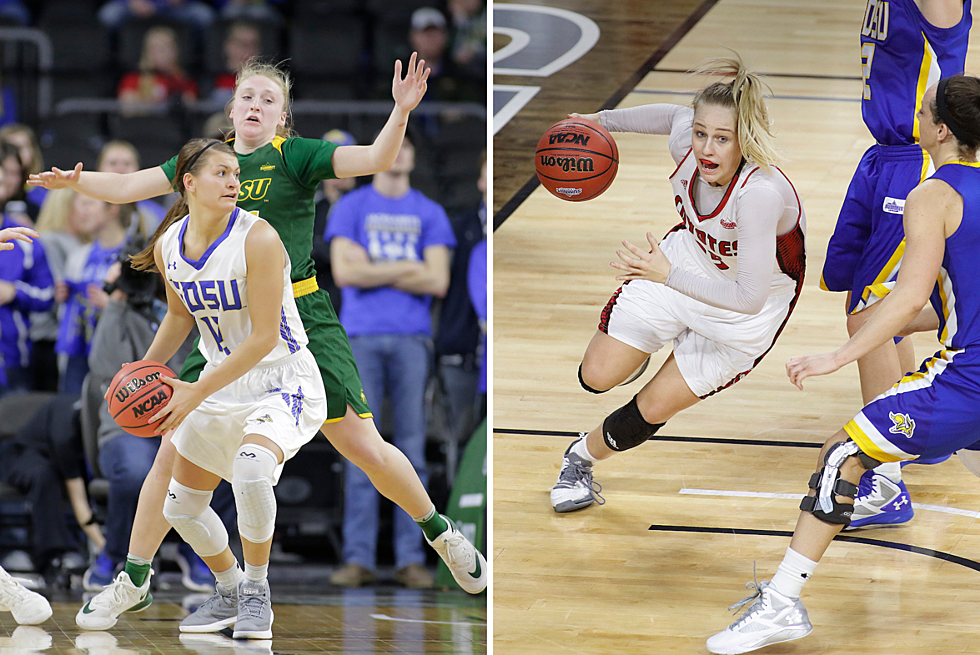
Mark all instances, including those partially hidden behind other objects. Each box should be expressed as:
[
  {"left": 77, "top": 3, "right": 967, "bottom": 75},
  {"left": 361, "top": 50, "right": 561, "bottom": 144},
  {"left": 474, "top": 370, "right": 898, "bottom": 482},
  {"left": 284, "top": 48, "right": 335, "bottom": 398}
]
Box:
[
  {"left": 0, "top": 567, "right": 51, "bottom": 625},
  {"left": 550, "top": 438, "right": 605, "bottom": 513},
  {"left": 76, "top": 570, "right": 153, "bottom": 630},
  {"left": 426, "top": 516, "right": 487, "bottom": 594},
  {"left": 706, "top": 581, "right": 812, "bottom": 654}
]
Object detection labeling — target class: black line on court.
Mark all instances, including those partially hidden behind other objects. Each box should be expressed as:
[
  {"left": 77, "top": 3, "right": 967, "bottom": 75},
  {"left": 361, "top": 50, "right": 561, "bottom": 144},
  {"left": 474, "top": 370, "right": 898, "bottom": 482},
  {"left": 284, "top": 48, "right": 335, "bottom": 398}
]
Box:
[
  {"left": 648, "top": 525, "right": 980, "bottom": 573},
  {"left": 651, "top": 67, "right": 862, "bottom": 82},
  {"left": 493, "top": 427, "right": 822, "bottom": 449},
  {"left": 492, "top": 0, "right": 723, "bottom": 232}
]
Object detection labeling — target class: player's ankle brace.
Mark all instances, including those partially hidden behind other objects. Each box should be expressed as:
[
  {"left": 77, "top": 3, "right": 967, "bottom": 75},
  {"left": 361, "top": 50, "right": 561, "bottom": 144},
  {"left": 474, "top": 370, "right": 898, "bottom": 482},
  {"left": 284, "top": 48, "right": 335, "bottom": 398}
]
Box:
[
  {"left": 578, "top": 364, "right": 608, "bottom": 394},
  {"left": 799, "top": 439, "right": 881, "bottom": 526},
  {"left": 233, "top": 443, "right": 279, "bottom": 544},
  {"left": 601, "top": 395, "right": 664, "bottom": 451}
]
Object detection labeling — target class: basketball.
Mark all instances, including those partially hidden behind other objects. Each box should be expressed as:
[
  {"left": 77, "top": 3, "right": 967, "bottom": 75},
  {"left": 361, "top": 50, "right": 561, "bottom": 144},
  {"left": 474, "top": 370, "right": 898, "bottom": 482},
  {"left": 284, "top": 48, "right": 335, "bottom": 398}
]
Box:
[
  {"left": 107, "top": 360, "right": 175, "bottom": 438},
  {"left": 534, "top": 118, "right": 619, "bottom": 201}
]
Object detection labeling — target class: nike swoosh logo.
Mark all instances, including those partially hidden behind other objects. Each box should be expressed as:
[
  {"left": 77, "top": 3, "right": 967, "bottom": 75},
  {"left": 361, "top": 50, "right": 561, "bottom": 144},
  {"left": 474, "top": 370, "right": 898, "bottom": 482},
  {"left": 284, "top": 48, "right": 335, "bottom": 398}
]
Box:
[
  {"left": 81, "top": 602, "right": 95, "bottom": 614},
  {"left": 468, "top": 556, "right": 482, "bottom": 580}
]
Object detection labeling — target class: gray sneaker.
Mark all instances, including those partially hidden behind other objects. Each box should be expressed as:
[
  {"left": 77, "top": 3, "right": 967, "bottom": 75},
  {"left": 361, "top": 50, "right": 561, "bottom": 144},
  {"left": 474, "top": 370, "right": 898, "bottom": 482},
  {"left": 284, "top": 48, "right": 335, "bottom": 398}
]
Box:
[
  {"left": 550, "top": 438, "right": 605, "bottom": 513},
  {"left": 706, "top": 580, "right": 812, "bottom": 654},
  {"left": 233, "top": 579, "right": 274, "bottom": 640},
  {"left": 179, "top": 582, "right": 238, "bottom": 633}
]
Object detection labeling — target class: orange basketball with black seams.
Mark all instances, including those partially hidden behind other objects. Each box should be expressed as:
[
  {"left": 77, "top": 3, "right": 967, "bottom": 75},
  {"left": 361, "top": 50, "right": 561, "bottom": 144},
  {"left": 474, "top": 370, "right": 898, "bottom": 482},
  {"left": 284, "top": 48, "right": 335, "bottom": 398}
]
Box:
[
  {"left": 535, "top": 118, "right": 619, "bottom": 201},
  {"left": 107, "top": 360, "right": 175, "bottom": 438}
]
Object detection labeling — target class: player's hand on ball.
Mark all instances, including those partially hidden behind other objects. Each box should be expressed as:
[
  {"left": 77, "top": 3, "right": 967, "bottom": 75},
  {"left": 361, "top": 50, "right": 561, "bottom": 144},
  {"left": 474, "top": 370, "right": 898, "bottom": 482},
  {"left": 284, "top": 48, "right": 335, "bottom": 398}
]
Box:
[
  {"left": 786, "top": 352, "right": 845, "bottom": 390},
  {"left": 612, "top": 232, "right": 671, "bottom": 284},
  {"left": 392, "top": 51, "right": 430, "bottom": 113},
  {"left": 29, "top": 162, "right": 82, "bottom": 190},
  {"left": 568, "top": 112, "right": 601, "bottom": 124},
  {"left": 149, "top": 377, "right": 204, "bottom": 434}
]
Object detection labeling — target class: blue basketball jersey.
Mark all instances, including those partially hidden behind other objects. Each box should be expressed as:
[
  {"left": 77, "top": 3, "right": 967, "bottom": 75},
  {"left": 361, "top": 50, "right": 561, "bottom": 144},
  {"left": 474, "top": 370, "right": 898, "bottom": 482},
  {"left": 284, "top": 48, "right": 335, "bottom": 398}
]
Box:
[
  {"left": 861, "top": 0, "right": 971, "bottom": 145},
  {"left": 929, "top": 162, "right": 980, "bottom": 349}
]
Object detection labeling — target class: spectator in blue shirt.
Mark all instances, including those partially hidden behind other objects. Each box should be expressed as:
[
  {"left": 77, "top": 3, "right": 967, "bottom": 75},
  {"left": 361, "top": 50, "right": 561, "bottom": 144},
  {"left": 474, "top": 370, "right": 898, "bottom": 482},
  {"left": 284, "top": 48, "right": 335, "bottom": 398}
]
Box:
[
  {"left": 468, "top": 238, "right": 487, "bottom": 403},
  {"left": 326, "top": 136, "right": 455, "bottom": 589},
  {"left": 0, "top": 165, "right": 53, "bottom": 394},
  {"left": 55, "top": 199, "right": 129, "bottom": 395}
]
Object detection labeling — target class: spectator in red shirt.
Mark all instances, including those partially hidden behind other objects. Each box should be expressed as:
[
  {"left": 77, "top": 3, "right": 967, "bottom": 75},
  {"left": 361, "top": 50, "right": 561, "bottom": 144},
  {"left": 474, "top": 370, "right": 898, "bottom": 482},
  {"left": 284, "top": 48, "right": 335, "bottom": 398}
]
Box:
[{"left": 118, "top": 26, "right": 197, "bottom": 111}]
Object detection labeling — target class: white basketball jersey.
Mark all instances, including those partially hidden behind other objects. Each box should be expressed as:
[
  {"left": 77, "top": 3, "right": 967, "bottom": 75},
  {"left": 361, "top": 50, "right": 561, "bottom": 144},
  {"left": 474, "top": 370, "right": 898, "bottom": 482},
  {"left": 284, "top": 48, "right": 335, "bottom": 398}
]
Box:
[
  {"left": 160, "top": 207, "right": 308, "bottom": 367},
  {"left": 667, "top": 150, "right": 805, "bottom": 297}
]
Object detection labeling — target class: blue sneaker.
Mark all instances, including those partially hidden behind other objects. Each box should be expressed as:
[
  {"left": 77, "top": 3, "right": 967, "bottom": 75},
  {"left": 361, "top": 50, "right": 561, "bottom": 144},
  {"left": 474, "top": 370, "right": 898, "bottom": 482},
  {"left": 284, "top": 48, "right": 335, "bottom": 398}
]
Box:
[
  {"left": 901, "top": 453, "right": 952, "bottom": 467},
  {"left": 845, "top": 471, "right": 914, "bottom": 530},
  {"left": 176, "top": 543, "right": 215, "bottom": 593},
  {"left": 82, "top": 551, "right": 120, "bottom": 592}
]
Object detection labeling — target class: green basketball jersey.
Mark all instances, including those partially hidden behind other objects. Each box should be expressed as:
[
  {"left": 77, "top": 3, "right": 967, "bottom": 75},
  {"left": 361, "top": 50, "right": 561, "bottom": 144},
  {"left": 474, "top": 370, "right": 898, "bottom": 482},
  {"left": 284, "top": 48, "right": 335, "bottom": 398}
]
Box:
[{"left": 160, "top": 136, "right": 338, "bottom": 282}]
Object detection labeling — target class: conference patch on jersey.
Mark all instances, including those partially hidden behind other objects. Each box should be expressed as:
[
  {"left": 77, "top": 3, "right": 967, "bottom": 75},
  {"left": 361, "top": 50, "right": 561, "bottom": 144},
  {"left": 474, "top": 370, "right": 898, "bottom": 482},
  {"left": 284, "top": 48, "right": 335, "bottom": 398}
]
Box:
[{"left": 882, "top": 197, "right": 906, "bottom": 214}]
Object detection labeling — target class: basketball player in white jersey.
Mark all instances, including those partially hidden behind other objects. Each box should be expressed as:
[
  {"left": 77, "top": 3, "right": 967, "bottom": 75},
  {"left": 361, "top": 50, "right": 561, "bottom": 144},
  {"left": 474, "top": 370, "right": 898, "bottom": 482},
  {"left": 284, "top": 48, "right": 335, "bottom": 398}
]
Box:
[
  {"left": 129, "top": 139, "right": 326, "bottom": 639},
  {"left": 551, "top": 56, "right": 807, "bottom": 512}
]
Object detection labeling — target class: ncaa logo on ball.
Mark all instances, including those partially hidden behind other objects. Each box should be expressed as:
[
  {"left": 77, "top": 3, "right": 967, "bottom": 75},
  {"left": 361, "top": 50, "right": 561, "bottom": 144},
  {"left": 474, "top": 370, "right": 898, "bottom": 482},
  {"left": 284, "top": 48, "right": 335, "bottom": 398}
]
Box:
[{"left": 129, "top": 388, "right": 169, "bottom": 419}]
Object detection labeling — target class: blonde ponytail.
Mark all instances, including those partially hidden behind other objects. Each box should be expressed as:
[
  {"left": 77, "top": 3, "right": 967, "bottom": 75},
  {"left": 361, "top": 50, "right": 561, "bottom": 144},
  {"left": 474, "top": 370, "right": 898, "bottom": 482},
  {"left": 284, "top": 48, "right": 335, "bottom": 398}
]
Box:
[{"left": 691, "top": 55, "right": 779, "bottom": 171}]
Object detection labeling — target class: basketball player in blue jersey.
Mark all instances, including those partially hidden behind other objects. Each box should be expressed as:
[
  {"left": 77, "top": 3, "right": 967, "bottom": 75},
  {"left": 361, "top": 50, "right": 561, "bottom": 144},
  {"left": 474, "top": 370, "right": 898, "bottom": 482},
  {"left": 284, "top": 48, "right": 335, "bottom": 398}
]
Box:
[
  {"left": 708, "top": 74, "right": 980, "bottom": 655},
  {"left": 822, "top": 0, "right": 971, "bottom": 528},
  {"left": 127, "top": 138, "right": 326, "bottom": 640}
]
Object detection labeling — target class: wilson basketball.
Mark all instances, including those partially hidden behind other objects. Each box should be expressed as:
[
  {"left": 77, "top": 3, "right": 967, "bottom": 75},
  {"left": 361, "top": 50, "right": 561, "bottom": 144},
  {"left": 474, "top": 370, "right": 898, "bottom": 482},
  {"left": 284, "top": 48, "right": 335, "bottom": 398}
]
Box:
[
  {"left": 535, "top": 118, "right": 619, "bottom": 201},
  {"left": 107, "top": 360, "right": 175, "bottom": 438}
]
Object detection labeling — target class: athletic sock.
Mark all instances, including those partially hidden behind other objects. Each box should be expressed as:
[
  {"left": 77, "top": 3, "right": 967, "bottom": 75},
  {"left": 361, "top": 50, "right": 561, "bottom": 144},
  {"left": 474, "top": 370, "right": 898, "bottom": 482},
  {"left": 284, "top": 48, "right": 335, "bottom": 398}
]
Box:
[
  {"left": 876, "top": 461, "right": 902, "bottom": 484},
  {"left": 571, "top": 437, "right": 599, "bottom": 464},
  {"left": 124, "top": 554, "right": 153, "bottom": 587},
  {"left": 414, "top": 505, "right": 449, "bottom": 541},
  {"left": 244, "top": 561, "right": 268, "bottom": 583},
  {"left": 214, "top": 561, "right": 243, "bottom": 591},
  {"left": 770, "top": 547, "right": 818, "bottom": 599}
]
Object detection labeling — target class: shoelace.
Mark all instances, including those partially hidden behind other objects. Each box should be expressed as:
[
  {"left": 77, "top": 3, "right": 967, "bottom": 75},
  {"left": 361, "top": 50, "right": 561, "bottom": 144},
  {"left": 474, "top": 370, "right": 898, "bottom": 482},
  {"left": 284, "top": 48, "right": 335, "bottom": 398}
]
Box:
[
  {"left": 239, "top": 593, "right": 267, "bottom": 619},
  {"left": 727, "top": 563, "right": 769, "bottom": 626},
  {"left": 90, "top": 573, "right": 133, "bottom": 611},
  {"left": 560, "top": 463, "right": 606, "bottom": 505},
  {"left": 0, "top": 574, "right": 33, "bottom": 607},
  {"left": 443, "top": 531, "right": 473, "bottom": 570}
]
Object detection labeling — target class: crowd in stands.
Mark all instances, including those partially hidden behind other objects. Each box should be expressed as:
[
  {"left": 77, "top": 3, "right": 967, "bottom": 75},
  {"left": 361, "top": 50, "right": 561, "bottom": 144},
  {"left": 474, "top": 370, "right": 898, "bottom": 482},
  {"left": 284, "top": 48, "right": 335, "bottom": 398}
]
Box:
[{"left": 0, "top": 0, "right": 487, "bottom": 592}]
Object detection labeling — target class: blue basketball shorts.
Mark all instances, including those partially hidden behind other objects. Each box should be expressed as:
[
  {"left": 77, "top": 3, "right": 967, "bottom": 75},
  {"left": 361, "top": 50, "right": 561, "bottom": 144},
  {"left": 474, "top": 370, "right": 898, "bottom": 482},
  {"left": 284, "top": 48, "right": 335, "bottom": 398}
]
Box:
[
  {"left": 821, "top": 143, "right": 930, "bottom": 314},
  {"left": 843, "top": 347, "right": 980, "bottom": 463}
]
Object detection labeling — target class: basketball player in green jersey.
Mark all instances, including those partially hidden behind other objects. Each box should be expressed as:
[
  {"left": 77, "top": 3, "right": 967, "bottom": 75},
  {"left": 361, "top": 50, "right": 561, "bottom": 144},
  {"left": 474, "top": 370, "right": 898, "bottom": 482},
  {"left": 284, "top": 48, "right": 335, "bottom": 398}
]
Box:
[{"left": 31, "top": 54, "right": 487, "bottom": 631}]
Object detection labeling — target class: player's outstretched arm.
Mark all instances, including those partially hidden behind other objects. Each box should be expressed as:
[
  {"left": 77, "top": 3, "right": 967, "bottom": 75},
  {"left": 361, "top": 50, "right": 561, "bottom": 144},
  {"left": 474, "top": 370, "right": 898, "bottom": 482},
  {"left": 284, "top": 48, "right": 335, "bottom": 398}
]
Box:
[
  {"left": 29, "top": 163, "right": 172, "bottom": 204},
  {"left": 0, "top": 226, "right": 38, "bottom": 251},
  {"left": 332, "top": 52, "right": 430, "bottom": 178},
  {"left": 787, "top": 181, "right": 949, "bottom": 389}
]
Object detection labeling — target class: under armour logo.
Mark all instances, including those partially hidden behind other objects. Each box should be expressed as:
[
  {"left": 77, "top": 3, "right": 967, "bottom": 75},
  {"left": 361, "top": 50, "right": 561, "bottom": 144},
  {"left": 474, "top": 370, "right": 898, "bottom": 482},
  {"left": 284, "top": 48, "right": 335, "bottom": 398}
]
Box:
[
  {"left": 167, "top": 261, "right": 177, "bottom": 270},
  {"left": 785, "top": 609, "right": 803, "bottom": 624},
  {"left": 893, "top": 496, "right": 909, "bottom": 510}
]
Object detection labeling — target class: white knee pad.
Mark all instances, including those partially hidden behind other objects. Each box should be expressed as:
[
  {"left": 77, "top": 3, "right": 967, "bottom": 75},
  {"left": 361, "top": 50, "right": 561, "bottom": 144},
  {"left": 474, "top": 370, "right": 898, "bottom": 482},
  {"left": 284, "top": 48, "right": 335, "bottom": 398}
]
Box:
[
  {"left": 163, "top": 479, "right": 229, "bottom": 558},
  {"left": 233, "top": 443, "right": 279, "bottom": 544}
]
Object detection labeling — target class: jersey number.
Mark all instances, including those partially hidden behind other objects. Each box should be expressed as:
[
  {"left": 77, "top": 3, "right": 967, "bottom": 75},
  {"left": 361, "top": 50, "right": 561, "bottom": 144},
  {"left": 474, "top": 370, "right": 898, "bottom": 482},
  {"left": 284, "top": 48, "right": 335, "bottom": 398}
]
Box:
[
  {"left": 201, "top": 316, "right": 231, "bottom": 355},
  {"left": 861, "top": 43, "right": 875, "bottom": 100}
]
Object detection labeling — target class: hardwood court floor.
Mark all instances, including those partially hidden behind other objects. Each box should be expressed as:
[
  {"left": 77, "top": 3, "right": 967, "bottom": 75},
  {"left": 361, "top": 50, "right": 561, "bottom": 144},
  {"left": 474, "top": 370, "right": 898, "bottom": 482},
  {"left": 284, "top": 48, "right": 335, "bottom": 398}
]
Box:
[
  {"left": 493, "top": 0, "right": 980, "bottom": 653},
  {"left": 2, "top": 585, "right": 486, "bottom": 654}
]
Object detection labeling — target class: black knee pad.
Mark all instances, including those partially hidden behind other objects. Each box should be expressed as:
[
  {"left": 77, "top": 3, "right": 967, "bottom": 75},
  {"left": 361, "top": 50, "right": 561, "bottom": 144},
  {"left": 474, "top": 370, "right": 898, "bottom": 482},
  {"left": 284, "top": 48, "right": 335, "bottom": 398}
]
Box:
[
  {"left": 578, "top": 364, "right": 608, "bottom": 394},
  {"left": 601, "top": 396, "right": 664, "bottom": 452},
  {"left": 798, "top": 439, "right": 876, "bottom": 527}
]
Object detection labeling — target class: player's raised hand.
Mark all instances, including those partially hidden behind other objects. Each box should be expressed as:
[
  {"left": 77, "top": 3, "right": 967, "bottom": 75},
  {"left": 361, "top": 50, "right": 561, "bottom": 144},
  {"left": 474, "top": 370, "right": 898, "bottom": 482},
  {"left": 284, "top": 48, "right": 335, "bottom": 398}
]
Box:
[
  {"left": 0, "top": 226, "right": 38, "bottom": 250},
  {"left": 786, "top": 352, "right": 845, "bottom": 390},
  {"left": 568, "top": 112, "right": 601, "bottom": 123},
  {"left": 612, "top": 232, "right": 671, "bottom": 284},
  {"left": 392, "top": 51, "right": 430, "bottom": 113},
  {"left": 28, "top": 162, "right": 82, "bottom": 190}
]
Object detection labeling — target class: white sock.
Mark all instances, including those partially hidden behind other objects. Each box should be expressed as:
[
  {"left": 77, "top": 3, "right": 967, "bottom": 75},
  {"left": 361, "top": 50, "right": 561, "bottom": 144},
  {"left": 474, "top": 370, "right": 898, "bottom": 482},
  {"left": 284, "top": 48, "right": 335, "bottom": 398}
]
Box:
[
  {"left": 875, "top": 461, "right": 902, "bottom": 484},
  {"left": 214, "top": 561, "right": 243, "bottom": 591},
  {"left": 245, "top": 561, "right": 269, "bottom": 583},
  {"left": 770, "top": 547, "right": 818, "bottom": 599},
  {"left": 571, "top": 437, "right": 600, "bottom": 464}
]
